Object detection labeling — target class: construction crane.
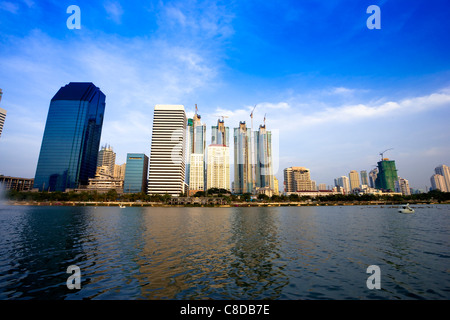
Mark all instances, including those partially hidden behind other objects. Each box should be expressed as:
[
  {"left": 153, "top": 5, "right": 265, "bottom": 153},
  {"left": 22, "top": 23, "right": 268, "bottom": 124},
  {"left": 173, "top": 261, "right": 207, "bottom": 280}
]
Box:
[
  {"left": 212, "top": 115, "right": 229, "bottom": 121},
  {"left": 379, "top": 148, "right": 393, "bottom": 161}
]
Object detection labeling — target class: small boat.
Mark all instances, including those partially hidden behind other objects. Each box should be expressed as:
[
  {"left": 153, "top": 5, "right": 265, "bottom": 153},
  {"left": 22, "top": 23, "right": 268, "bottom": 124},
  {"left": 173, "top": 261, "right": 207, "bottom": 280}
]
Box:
[
  {"left": 398, "top": 203, "right": 414, "bottom": 214},
  {"left": 119, "top": 203, "right": 125, "bottom": 208}
]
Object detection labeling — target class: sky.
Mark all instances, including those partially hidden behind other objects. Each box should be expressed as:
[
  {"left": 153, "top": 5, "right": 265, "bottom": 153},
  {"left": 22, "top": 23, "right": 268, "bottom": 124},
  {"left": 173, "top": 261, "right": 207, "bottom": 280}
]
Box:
[{"left": 0, "top": 0, "right": 449, "bottom": 190}]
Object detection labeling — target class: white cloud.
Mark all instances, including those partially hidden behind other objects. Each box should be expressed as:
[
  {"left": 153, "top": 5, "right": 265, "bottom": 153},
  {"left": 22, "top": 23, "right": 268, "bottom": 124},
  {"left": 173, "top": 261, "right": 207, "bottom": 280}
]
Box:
[
  {"left": 0, "top": 1, "right": 19, "bottom": 13},
  {"left": 104, "top": 0, "right": 124, "bottom": 24}
]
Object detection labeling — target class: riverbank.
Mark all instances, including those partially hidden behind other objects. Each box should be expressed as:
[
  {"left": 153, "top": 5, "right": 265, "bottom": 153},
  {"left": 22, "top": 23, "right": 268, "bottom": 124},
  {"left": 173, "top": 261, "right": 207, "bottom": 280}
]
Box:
[{"left": 5, "top": 200, "right": 450, "bottom": 207}]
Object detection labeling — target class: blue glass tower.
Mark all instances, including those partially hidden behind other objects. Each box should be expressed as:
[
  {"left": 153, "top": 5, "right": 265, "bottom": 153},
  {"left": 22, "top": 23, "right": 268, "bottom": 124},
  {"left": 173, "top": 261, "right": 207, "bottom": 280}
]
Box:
[
  {"left": 34, "top": 82, "right": 106, "bottom": 191},
  {"left": 123, "top": 153, "right": 149, "bottom": 193}
]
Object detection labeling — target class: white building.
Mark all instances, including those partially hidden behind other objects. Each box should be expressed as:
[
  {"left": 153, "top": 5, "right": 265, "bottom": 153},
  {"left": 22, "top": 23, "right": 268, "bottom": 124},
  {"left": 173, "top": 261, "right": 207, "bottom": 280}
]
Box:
[
  {"left": 189, "top": 153, "right": 205, "bottom": 194},
  {"left": 430, "top": 173, "right": 447, "bottom": 192},
  {"left": 395, "top": 177, "right": 411, "bottom": 196},
  {"left": 335, "top": 176, "right": 351, "bottom": 194},
  {"left": 148, "top": 105, "right": 187, "bottom": 196},
  {"left": 434, "top": 165, "right": 450, "bottom": 192},
  {"left": 206, "top": 145, "right": 230, "bottom": 191}
]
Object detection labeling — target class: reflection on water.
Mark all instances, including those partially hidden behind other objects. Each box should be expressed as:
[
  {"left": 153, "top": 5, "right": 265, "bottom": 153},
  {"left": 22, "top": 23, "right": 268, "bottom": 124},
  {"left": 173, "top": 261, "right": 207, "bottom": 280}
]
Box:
[{"left": 0, "top": 205, "right": 448, "bottom": 300}]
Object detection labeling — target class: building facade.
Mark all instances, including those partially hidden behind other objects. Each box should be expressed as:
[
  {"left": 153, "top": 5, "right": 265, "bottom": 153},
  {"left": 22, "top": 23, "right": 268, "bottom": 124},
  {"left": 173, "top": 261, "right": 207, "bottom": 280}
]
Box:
[
  {"left": 254, "top": 124, "right": 274, "bottom": 190},
  {"left": 234, "top": 121, "right": 252, "bottom": 194},
  {"left": 97, "top": 145, "right": 116, "bottom": 177},
  {"left": 395, "top": 177, "right": 411, "bottom": 196},
  {"left": 124, "top": 153, "right": 149, "bottom": 193},
  {"left": 148, "top": 105, "right": 187, "bottom": 196},
  {"left": 206, "top": 145, "right": 230, "bottom": 191},
  {"left": 349, "top": 170, "right": 360, "bottom": 192},
  {"left": 211, "top": 118, "right": 229, "bottom": 147},
  {"left": 186, "top": 109, "right": 206, "bottom": 194},
  {"left": 335, "top": 176, "right": 351, "bottom": 194},
  {"left": 360, "top": 170, "right": 369, "bottom": 187},
  {"left": 430, "top": 173, "right": 447, "bottom": 192},
  {"left": 434, "top": 165, "right": 450, "bottom": 192},
  {"left": 33, "top": 82, "right": 106, "bottom": 191},
  {"left": 284, "top": 167, "right": 314, "bottom": 192},
  {"left": 375, "top": 159, "right": 398, "bottom": 191}
]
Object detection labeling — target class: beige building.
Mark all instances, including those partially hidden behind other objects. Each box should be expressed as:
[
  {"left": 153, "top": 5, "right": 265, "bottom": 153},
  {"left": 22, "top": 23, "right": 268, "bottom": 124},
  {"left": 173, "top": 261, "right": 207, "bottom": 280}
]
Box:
[
  {"left": 284, "top": 167, "right": 314, "bottom": 192},
  {"left": 431, "top": 173, "right": 447, "bottom": 192},
  {"left": 97, "top": 145, "right": 116, "bottom": 176},
  {"left": 189, "top": 153, "right": 205, "bottom": 195},
  {"left": 206, "top": 145, "right": 230, "bottom": 191},
  {"left": 434, "top": 165, "right": 450, "bottom": 192},
  {"left": 273, "top": 176, "right": 279, "bottom": 195},
  {"left": 395, "top": 177, "right": 411, "bottom": 196},
  {"left": 114, "top": 163, "right": 126, "bottom": 180},
  {"left": 349, "top": 170, "right": 360, "bottom": 192}
]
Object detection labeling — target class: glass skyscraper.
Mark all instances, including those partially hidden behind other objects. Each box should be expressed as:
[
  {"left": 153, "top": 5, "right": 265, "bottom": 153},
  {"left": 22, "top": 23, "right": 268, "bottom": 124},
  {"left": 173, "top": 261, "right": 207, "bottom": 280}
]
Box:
[
  {"left": 234, "top": 121, "right": 252, "bottom": 194},
  {"left": 123, "top": 153, "right": 149, "bottom": 193},
  {"left": 254, "top": 124, "right": 274, "bottom": 190},
  {"left": 33, "top": 82, "right": 106, "bottom": 191}
]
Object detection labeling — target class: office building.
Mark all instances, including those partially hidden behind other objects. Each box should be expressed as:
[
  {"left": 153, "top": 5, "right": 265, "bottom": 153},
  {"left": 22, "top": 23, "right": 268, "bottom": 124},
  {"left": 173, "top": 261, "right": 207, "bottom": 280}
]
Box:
[
  {"left": 206, "top": 145, "right": 230, "bottom": 191},
  {"left": 33, "top": 82, "right": 106, "bottom": 191},
  {"left": 349, "top": 170, "right": 360, "bottom": 192},
  {"left": 375, "top": 158, "right": 398, "bottom": 191},
  {"left": 335, "top": 176, "right": 351, "bottom": 194},
  {"left": 186, "top": 107, "right": 206, "bottom": 194},
  {"left": 395, "top": 177, "right": 411, "bottom": 196},
  {"left": 211, "top": 118, "right": 229, "bottom": 147},
  {"left": 284, "top": 167, "right": 314, "bottom": 192},
  {"left": 0, "top": 175, "right": 34, "bottom": 191},
  {"left": 430, "top": 174, "right": 447, "bottom": 192},
  {"left": 434, "top": 165, "right": 450, "bottom": 192},
  {"left": 369, "top": 168, "right": 378, "bottom": 188},
  {"left": 254, "top": 124, "right": 274, "bottom": 190},
  {"left": 273, "top": 176, "right": 280, "bottom": 195},
  {"left": 124, "top": 153, "right": 149, "bottom": 193},
  {"left": 114, "top": 163, "right": 126, "bottom": 180},
  {"left": 234, "top": 121, "right": 252, "bottom": 194},
  {"left": 97, "top": 145, "right": 116, "bottom": 177},
  {"left": 148, "top": 105, "right": 187, "bottom": 196},
  {"left": 360, "top": 170, "right": 368, "bottom": 187}
]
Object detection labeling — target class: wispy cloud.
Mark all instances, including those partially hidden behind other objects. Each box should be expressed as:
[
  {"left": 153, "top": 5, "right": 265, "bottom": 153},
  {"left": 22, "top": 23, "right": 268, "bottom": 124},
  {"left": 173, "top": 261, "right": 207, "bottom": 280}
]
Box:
[
  {"left": 104, "top": 0, "right": 124, "bottom": 24},
  {"left": 0, "top": 1, "right": 19, "bottom": 13}
]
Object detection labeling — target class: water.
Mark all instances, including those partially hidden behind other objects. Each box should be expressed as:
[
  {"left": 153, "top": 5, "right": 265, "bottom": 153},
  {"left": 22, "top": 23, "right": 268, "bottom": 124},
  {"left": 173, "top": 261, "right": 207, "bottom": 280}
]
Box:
[{"left": 0, "top": 204, "right": 448, "bottom": 300}]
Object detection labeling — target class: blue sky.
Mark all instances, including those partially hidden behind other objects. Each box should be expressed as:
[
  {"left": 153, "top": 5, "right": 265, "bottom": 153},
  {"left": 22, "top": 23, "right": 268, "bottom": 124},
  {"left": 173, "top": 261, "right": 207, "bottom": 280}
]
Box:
[{"left": 0, "top": 0, "right": 449, "bottom": 190}]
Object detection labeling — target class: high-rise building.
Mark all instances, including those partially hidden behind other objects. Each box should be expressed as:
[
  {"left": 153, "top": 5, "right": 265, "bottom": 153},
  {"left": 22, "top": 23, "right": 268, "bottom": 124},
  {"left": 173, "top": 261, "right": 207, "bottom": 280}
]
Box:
[
  {"left": 284, "top": 167, "right": 313, "bottom": 192},
  {"left": 360, "top": 170, "right": 369, "bottom": 187},
  {"left": 369, "top": 168, "right": 378, "bottom": 188},
  {"left": 254, "top": 124, "right": 274, "bottom": 190},
  {"left": 335, "top": 176, "right": 350, "bottom": 194},
  {"left": 114, "top": 163, "right": 126, "bottom": 180},
  {"left": 186, "top": 107, "right": 206, "bottom": 194},
  {"left": 318, "top": 183, "right": 327, "bottom": 190},
  {"left": 211, "top": 118, "right": 229, "bottom": 147},
  {"left": 273, "top": 176, "right": 280, "bottom": 195},
  {"left": 148, "top": 105, "right": 187, "bottom": 196},
  {"left": 375, "top": 158, "right": 398, "bottom": 191},
  {"left": 33, "top": 82, "right": 106, "bottom": 191},
  {"left": 97, "top": 145, "right": 116, "bottom": 177},
  {"left": 349, "top": 170, "right": 360, "bottom": 192},
  {"left": 430, "top": 174, "right": 447, "bottom": 192},
  {"left": 0, "top": 89, "right": 6, "bottom": 139},
  {"left": 434, "top": 165, "right": 450, "bottom": 192},
  {"left": 206, "top": 145, "right": 230, "bottom": 191},
  {"left": 395, "top": 177, "right": 411, "bottom": 195},
  {"left": 124, "top": 153, "right": 149, "bottom": 193},
  {"left": 234, "top": 121, "right": 252, "bottom": 194}
]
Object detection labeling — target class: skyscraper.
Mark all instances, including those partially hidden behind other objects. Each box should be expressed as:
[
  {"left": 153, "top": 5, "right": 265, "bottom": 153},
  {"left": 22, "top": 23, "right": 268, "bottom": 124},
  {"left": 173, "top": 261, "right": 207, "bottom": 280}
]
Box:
[
  {"left": 186, "top": 106, "right": 206, "bottom": 194},
  {"left": 335, "top": 176, "right": 350, "bottom": 194},
  {"left": 97, "top": 145, "right": 116, "bottom": 177},
  {"left": 211, "top": 118, "right": 229, "bottom": 147},
  {"left": 349, "top": 170, "right": 360, "bottom": 192},
  {"left": 430, "top": 174, "right": 447, "bottom": 192},
  {"left": 206, "top": 145, "right": 230, "bottom": 190},
  {"left": 0, "top": 89, "right": 6, "bottom": 139},
  {"left": 360, "top": 170, "right": 369, "bottom": 187},
  {"left": 434, "top": 165, "right": 450, "bottom": 192},
  {"left": 395, "top": 177, "right": 411, "bottom": 195},
  {"left": 284, "top": 167, "right": 313, "bottom": 192},
  {"left": 254, "top": 123, "right": 274, "bottom": 190},
  {"left": 234, "top": 121, "right": 252, "bottom": 194},
  {"left": 34, "top": 82, "right": 106, "bottom": 191},
  {"left": 148, "top": 105, "right": 187, "bottom": 196},
  {"left": 375, "top": 158, "right": 398, "bottom": 191},
  {"left": 369, "top": 168, "right": 378, "bottom": 188},
  {"left": 124, "top": 153, "right": 149, "bottom": 193}
]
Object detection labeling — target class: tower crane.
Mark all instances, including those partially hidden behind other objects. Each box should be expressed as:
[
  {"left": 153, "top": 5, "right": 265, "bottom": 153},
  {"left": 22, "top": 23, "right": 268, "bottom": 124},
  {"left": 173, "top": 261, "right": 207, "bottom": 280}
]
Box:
[{"left": 379, "top": 148, "right": 393, "bottom": 161}]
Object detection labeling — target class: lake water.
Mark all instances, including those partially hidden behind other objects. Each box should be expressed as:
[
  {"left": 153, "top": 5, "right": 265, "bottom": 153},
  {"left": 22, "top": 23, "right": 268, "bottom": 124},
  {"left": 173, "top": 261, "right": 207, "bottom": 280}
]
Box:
[{"left": 0, "top": 204, "right": 448, "bottom": 300}]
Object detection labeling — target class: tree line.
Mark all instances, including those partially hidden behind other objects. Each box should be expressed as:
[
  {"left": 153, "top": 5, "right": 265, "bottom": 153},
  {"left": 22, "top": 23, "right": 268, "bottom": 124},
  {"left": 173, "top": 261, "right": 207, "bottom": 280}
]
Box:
[{"left": 5, "top": 188, "right": 450, "bottom": 203}]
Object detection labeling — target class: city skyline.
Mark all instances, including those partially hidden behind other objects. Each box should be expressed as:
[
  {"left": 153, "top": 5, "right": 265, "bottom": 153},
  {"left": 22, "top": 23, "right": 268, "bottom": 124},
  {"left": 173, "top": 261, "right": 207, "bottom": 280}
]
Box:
[{"left": 0, "top": 1, "right": 449, "bottom": 189}]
